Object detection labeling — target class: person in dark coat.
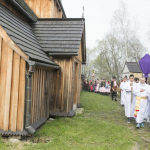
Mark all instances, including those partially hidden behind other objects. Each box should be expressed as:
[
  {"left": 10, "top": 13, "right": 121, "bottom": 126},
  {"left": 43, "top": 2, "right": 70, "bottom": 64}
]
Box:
[{"left": 111, "top": 76, "right": 117, "bottom": 101}]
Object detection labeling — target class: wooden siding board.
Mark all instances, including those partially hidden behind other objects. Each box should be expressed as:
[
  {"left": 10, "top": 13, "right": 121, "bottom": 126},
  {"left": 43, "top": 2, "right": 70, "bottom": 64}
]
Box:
[
  {"left": 3, "top": 46, "right": 13, "bottom": 131},
  {"left": 35, "top": 69, "right": 38, "bottom": 122},
  {"left": 37, "top": 69, "right": 40, "bottom": 120},
  {"left": 33, "top": 69, "right": 37, "bottom": 123},
  {"left": 39, "top": 69, "right": 43, "bottom": 118},
  {"left": 0, "top": 40, "right": 8, "bottom": 129},
  {"left": 17, "top": 58, "right": 26, "bottom": 131},
  {"left": 0, "top": 36, "right": 2, "bottom": 85},
  {"left": 9, "top": 52, "right": 20, "bottom": 132},
  {"left": 68, "top": 58, "right": 72, "bottom": 112}
]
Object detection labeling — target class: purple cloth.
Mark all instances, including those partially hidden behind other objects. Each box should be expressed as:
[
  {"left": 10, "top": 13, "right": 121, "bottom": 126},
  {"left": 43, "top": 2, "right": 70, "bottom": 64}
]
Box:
[{"left": 139, "top": 54, "right": 150, "bottom": 78}]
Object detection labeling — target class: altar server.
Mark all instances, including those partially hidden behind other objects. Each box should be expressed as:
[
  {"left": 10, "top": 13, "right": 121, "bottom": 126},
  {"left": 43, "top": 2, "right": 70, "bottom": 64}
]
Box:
[
  {"left": 133, "top": 77, "right": 149, "bottom": 128},
  {"left": 120, "top": 76, "right": 128, "bottom": 106}
]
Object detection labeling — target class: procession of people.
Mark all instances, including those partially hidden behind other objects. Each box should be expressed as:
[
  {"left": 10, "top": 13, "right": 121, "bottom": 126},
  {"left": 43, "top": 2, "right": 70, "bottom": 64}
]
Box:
[
  {"left": 84, "top": 75, "right": 150, "bottom": 128},
  {"left": 84, "top": 79, "right": 113, "bottom": 94}
]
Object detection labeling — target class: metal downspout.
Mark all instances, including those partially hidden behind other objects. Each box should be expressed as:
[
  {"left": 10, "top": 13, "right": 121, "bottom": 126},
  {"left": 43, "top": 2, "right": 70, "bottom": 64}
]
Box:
[{"left": 25, "top": 61, "right": 35, "bottom": 134}]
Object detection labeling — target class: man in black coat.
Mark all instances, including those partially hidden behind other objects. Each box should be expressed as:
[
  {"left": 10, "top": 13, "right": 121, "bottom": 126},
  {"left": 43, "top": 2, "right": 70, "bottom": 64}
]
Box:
[{"left": 111, "top": 76, "right": 117, "bottom": 101}]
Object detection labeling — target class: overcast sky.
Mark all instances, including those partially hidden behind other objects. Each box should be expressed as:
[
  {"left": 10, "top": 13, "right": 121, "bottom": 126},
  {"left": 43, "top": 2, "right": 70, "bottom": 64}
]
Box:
[{"left": 62, "top": 0, "right": 150, "bottom": 53}]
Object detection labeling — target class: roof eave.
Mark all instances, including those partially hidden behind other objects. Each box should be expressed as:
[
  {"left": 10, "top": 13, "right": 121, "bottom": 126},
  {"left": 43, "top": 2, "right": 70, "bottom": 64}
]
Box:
[
  {"left": 49, "top": 53, "right": 78, "bottom": 56},
  {"left": 35, "top": 62, "right": 60, "bottom": 70},
  {"left": 37, "top": 18, "right": 85, "bottom": 21},
  {"left": 57, "top": 0, "right": 67, "bottom": 18},
  {"left": 7, "top": 0, "right": 38, "bottom": 22}
]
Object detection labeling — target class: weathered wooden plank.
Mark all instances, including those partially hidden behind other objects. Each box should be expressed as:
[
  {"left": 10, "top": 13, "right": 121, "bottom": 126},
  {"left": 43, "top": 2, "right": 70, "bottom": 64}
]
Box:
[
  {"left": 61, "top": 59, "right": 65, "bottom": 111},
  {"left": 52, "top": 58, "right": 62, "bottom": 111},
  {"left": 46, "top": 71, "right": 50, "bottom": 118},
  {"left": 0, "top": 39, "right": 8, "bottom": 129},
  {"left": 16, "top": 58, "right": 26, "bottom": 131},
  {"left": 33, "top": 69, "right": 37, "bottom": 122},
  {"left": 49, "top": 72, "right": 52, "bottom": 111},
  {"left": 68, "top": 58, "right": 72, "bottom": 112},
  {"left": 0, "top": 36, "right": 2, "bottom": 85},
  {"left": 0, "top": 25, "right": 29, "bottom": 61},
  {"left": 41, "top": 70, "right": 46, "bottom": 117},
  {"left": 31, "top": 69, "right": 34, "bottom": 124},
  {"left": 35, "top": 0, "right": 41, "bottom": 17},
  {"left": 45, "top": 0, "right": 51, "bottom": 18},
  {"left": 40, "top": 0, "right": 45, "bottom": 18},
  {"left": 9, "top": 52, "right": 20, "bottom": 132},
  {"left": 63, "top": 58, "right": 69, "bottom": 112},
  {"left": 3, "top": 46, "right": 13, "bottom": 131},
  {"left": 73, "top": 63, "right": 79, "bottom": 106},
  {"left": 36, "top": 69, "right": 40, "bottom": 120},
  {"left": 35, "top": 69, "right": 38, "bottom": 122},
  {"left": 66, "top": 58, "right": 71, "bottom": 113},
  {"left": 71, "top": 60, "right": 75, "bottom": 110},
  {"left": 54, "top": 1, "right": 57, "bottom": 18},
  {"left": 51, "top": 0, "right": 55, "bottom": 18},
  {"left": 48, "top": 71, "right": 52, "bottom": 115},
  {"left": 39, "top": 69, "right": 43, "bottom": 118},
  {"left": 38, "top": 69, "right": 41, "bottom": 120},
  {"left": 51, "top": 72, "right": 55, "bottom": 112}
]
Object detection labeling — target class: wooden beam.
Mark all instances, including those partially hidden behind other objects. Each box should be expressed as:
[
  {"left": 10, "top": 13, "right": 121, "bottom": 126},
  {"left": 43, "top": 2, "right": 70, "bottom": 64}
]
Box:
[
  {"left": 0, "top": 36, "right": 2, "bottom": 86},
  {"left": 17, "top": 58, "right": 26, "bottom": 131},
  {"left": 0, "top": 40, "right": 8, "bottom": 129},
  {"left": 0, "top": 25, "right": 29, "bottom": 61},
  {"left": 3, "top": 46, "right": 13, "bottom": 131},
  {"left": 9, "top": 52, "right": 20, "bottom": 132}
]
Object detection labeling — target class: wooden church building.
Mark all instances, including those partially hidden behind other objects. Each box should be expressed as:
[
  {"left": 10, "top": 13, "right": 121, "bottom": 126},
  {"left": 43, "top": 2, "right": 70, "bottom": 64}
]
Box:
[{"left": 0, "top": 0, "right": 86, "bottom": 136}]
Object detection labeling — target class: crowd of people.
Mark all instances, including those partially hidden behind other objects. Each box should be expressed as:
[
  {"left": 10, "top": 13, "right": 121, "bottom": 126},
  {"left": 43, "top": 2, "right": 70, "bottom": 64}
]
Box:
[
  {"left": 84, "top": 75, "right": 150, "bottom": 128},
  {"left": 83, "top": 79, "right": 119, "bottom": 94}
]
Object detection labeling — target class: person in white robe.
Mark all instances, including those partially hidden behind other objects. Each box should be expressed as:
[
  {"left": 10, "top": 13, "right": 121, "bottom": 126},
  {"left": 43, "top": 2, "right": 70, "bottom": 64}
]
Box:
[
  {"left": 124, "top": 74, "right": 136, "bottom": 123},
  {"left": 133, "top": 77, "right": 149, "bottom": 128},
  {"left": 120, "top": 76, "right": 128, "bottom": 106},
  {"left": 143, "top": 85, "right": 150, "bottom": 122}
]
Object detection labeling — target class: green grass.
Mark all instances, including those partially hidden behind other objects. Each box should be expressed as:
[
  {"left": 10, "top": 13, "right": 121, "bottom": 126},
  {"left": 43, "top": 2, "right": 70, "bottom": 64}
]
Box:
[{"left": 1, "top": 91, "right": 150, "bottom": 149}]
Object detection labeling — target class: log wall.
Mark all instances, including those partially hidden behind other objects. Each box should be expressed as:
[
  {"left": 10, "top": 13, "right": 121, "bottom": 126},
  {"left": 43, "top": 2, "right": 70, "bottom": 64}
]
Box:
[
  {"left": 31, "top": 68, "right": 57, "bottom": 124},
  {"left": 52, "top": 57, "right": 73, "bottom": 113},
  {"left": 24, "top": 0, "right": 62, "bottom": 18},
  {"left": 0, "top": 36, "right": 26, "bottom": 132}
]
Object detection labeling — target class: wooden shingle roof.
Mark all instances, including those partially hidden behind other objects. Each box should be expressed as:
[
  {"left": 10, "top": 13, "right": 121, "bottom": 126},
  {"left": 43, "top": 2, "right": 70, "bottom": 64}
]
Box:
[
  {"left": 0, "top": 4, "right": 58, "bottom": 66},
  {"left": 31, "top": 18, "right": 86, "bottom": 63},
  {"left": 126, "top": 62, "right": 142, "bottom": 73}
]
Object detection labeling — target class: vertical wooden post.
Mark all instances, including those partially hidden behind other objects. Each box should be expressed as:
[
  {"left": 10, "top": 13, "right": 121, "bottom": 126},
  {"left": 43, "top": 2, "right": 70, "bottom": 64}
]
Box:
[
  {"left": 3, "top": 47, "right": 13, "bottom": 131},
  {"left": 17, "top": 58, "right": 26, "bottom": 131},
  {"left": 73, "top": 63, "right": 79, "bottom": 109},
  {"left": 0, "top": 40, "right": 8, "bottom": 129},
  {"left": 9, "top": 52, "right": 20, "bottom": 132},
  {"left": 0, "top": 36, "right": 2, "bottom": 84},
  {"left": 51, "top": 0, "right": 54, "bottom": 18}
]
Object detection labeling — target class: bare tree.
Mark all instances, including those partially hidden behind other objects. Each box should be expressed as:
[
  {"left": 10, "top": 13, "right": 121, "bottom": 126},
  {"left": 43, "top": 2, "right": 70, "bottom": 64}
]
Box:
[{"left": 84, "top": 1, "right": 147, "bottom": 81}]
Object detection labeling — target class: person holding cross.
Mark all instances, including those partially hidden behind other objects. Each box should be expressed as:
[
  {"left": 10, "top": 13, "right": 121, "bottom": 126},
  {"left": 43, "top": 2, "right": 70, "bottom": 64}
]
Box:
[{"left": 124, "top": 74, "right": 136, "bottom": 123}]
